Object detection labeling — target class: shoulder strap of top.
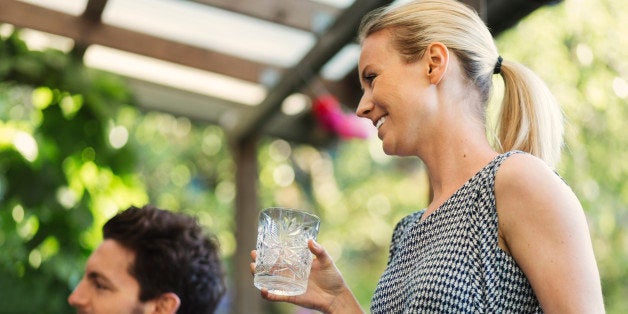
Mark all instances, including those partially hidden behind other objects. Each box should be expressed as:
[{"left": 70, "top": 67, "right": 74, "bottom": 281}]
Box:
[{"left": 491, "top": 150, "right": 526, "bottom": 175}]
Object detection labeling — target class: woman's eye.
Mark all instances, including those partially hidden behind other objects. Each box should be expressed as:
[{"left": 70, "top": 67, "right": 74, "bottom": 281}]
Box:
[{"left": 364, "top": 74, "right": 376, "bottom": 85}]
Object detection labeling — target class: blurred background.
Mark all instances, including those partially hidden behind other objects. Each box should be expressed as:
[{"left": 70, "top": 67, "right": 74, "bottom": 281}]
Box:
[{"left": 0, "top": 0, "right": 626, "bottom": 313}]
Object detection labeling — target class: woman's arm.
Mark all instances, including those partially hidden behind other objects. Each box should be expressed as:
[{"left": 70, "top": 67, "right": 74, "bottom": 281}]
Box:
[
  {"left": 251, "top": 240, "right": 364, "bottom": 314},
  {"left": 495, "top": 153, "right": 605, "bottom": 313}
]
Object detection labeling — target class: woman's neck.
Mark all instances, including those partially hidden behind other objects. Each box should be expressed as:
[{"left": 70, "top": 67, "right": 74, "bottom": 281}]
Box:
[{"left": 420, "top": 125, "right": 497, "bottom": 213}]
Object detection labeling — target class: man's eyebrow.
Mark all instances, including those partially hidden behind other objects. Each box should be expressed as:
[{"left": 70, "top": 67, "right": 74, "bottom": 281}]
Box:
[{"left": 87, "top": 271, "right": 115, "bottom": 287}]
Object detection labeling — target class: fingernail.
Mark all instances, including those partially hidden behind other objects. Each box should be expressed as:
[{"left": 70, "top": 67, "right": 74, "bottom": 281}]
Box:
[{"left": 311, "top": 240, "right": 321, "bottom": 250}]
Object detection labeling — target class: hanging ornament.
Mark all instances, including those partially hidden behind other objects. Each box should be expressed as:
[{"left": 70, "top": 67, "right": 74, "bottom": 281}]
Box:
[{"left": 312, "top": 94, "right": 369, "bottom": 139}]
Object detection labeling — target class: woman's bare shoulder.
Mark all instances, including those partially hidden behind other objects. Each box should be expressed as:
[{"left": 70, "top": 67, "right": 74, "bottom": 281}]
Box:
[
  {"left": 494, "top": 152, "right": 582, "bottom": 233},
  {"left": 495, "top": 152, "right": 568, "bottom": 197},
  {"left": 494, "top": 153, "right": 604, "bottom": 312}
]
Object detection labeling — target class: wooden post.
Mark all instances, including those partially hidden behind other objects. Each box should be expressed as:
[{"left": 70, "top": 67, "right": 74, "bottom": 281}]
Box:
[{"left": 232, "top": 135, "right": 263, "bottom": 314}]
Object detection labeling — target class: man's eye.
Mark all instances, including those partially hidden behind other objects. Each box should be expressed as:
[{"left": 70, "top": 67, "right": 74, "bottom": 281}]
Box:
[{"left": 94, "top": 281, "right": 108, "bottom": 290}]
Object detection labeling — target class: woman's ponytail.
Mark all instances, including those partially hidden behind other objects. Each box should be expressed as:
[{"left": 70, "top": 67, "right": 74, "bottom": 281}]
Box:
[{"left": 496, "top": 60, "right": 564, "bottom": 168}]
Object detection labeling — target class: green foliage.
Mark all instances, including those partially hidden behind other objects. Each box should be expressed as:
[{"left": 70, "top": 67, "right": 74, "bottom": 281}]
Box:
[
  {"left": 127, "top": 111, "right": 236, "bottom": 266},
  {"left": 0, "top": 29, "right": 237, "bottom": 313},
  {"left": 0, "top": 31, "right": 146, "bottom": 312}
]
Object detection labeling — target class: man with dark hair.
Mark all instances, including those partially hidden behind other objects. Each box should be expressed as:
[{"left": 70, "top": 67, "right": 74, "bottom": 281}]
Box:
[{"left": 68, "top": 205, "right": 226, "bottom": 314}]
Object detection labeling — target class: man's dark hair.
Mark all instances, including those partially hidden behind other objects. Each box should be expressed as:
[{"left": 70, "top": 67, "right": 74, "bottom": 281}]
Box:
[{"left": 103, "top": 205, "right": 226, "bottom": 314}]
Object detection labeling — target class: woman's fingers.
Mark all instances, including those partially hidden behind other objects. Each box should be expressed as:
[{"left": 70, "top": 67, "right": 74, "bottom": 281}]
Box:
[
  {"left": 250, "top": 250, "right": 257, "bottom": 274},
  {"left": 308, "top": 239, "right": 329, "bottom": 263}
]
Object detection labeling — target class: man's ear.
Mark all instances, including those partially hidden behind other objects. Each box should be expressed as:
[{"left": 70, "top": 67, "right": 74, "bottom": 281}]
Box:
[
  {"left": 425, "top": 42, "right": 449, "bottom": 85},
  {"left": 153, "top": 292, "right": 181, "bottom": 314}
]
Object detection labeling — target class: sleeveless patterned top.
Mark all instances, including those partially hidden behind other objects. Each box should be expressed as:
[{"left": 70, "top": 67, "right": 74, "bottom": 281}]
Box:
[{"left": 371, "top": 151, "right": 542, "bottom": 313}]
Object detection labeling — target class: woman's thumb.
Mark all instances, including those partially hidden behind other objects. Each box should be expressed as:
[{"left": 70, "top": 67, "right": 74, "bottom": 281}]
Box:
[{"left": 308, "top": 239, "right": 327, "bottom": 259}]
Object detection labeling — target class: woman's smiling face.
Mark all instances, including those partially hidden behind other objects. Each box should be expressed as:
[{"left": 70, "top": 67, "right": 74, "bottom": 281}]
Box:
[{"left": 356, "top": 29, "right": 439, "bottom": 157}]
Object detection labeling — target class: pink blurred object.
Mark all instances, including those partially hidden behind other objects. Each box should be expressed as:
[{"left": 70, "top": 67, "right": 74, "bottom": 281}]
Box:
[{"left": 312, "top": 94, "right": 369, "bottom": 139}]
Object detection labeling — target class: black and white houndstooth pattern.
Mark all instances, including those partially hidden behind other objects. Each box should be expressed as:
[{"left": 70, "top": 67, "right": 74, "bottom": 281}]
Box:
[{"left": 371, "top": 151, "right": 542, "bottom": 313}]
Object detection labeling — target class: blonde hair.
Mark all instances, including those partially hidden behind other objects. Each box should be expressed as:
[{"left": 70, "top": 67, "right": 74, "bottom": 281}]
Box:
[{"left": 359, "top": 0, "right": 564, "bottom": 167}]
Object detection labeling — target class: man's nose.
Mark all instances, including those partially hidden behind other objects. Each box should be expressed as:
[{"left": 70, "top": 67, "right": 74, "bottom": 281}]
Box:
[{"left": 68, "top": 279, "right": 88, "bottom": 308}]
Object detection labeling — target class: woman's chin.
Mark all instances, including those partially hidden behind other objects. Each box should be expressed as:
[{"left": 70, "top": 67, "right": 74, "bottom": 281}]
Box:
[{"left": 381, "top": 142, "right": 395, "bottom": 156}]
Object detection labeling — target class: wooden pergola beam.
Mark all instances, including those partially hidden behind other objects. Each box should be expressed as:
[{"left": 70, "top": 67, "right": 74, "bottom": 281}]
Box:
[
  {"left": 0, "top": 0, "right": 277, "bottom": 84},
  {"left": 191, "top": 0, "right": 340, "bottom": 33}
]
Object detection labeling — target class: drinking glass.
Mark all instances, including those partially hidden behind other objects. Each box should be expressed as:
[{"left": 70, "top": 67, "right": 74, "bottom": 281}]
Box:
[{"left": 253, "top": 207, "right": 320, "bottom": 296}]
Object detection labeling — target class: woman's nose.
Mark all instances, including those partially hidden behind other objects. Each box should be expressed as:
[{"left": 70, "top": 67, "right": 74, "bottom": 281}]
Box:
[{"left": 356, "top": 93, "right": 373, "bottom": 118}]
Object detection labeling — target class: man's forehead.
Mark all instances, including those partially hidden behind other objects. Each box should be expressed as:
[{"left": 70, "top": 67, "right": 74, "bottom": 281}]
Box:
[
  {"left": 86, "top": 239, "right": 136, "bottom": 282},
  {"left": 90, "top": 239, "right": 134, "bottom": 261}
]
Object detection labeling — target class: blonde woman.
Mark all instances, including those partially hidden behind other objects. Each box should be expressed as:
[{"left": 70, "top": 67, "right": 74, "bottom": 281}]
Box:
[{"left": 252, "top": 0, "right": 604, "bottom": 312}]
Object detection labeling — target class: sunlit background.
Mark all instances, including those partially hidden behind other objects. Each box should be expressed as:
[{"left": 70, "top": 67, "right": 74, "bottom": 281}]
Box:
[{"left": 0, "top": 0, "right": 626, "bottom": 313}]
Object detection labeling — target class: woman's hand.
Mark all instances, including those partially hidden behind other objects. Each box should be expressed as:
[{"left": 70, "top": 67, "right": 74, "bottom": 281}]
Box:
[{"left": 250, "top": 239, "right": 363, "bottom": 314}]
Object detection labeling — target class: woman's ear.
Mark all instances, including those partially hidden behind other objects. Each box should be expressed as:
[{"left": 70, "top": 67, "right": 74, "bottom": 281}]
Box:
[
  {"left": 425, "top": 42, "right": 449, "bottom": 85},
  {"left": 153, "top": 292, "right": 181, "bottom": 314}
]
